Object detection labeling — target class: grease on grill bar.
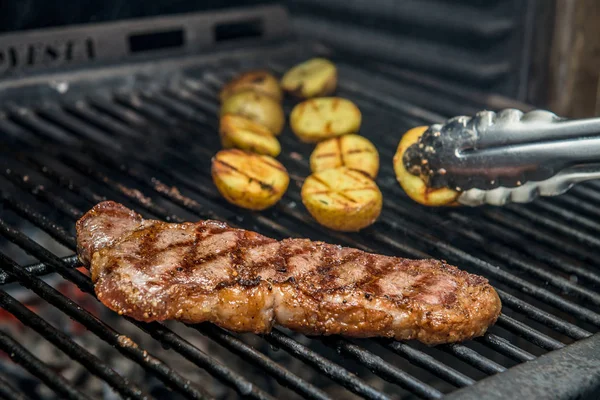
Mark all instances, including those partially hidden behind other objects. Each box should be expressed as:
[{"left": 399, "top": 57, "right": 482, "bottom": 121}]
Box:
[{"left": 0, "top": 51, "right": 599, "bottom": 400}]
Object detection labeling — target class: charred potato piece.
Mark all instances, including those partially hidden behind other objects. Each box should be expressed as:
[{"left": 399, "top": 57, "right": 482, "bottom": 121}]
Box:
[
  {"left": 212, "top": 149, "right": 289, "bottom": 210},
  {"left": 301, "top": 167, "right": 382, "bottom": 231},
  {"left": 393, "top": 126, "right": 459, "bottom": 206},
  {"left": 310, "top": 134, "right": 379, "bottom": 179},
  {"left": 281, "top": 58, "right": 337, "bottom": 98},
  {"left": 220, "top": 70, "right": 283, "bottom": 102},
  {"left": 290, "top": 97, "right": 361, "bottom": 143},
  {"left": 220, "top": 114, "right": 281, "bottom": 157},
  {"left": 221, "top": 90, "right": 285, "bottom": 135}
]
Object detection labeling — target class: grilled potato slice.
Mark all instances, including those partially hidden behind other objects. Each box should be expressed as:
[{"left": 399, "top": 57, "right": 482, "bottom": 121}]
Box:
[
  {"left": 290, "top": 97, "right": 361, "bottom": 143},
  {"left": 220, "top": 70, "right": 283, "bottom": 102},
  {"left": 221, "top": 90, "right": 285, "bottom": 135},
  {"left": 212, "top": 149, "right": 289, "bottom": 210},
  {"left": 281, "top": 58, "right": 337, "bottom": 98},
  {"left": 220, "top": 114, "right": 281, "bottom": 157},
  {"left": 393, "top": 126, "right": 459, "bottom": 206},
  {"left": 301, "top": 167, "right": 382, "bottom": 231},
  {"left": 310, "top": 134, "right": 379, "bottom": 179}
]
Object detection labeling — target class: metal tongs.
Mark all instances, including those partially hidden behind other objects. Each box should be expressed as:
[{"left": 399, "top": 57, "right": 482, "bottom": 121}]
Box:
[{"left": 402, "top": 109, "right": 600, "bottom": 206}]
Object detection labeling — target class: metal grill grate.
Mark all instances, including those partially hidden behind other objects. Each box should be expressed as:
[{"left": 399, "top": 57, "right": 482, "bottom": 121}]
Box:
[{"left": 0, "top": 42, "right": 599, "bottom": 399}]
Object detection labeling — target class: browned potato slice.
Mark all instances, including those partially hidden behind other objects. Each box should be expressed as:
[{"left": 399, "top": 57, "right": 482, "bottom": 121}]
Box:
[
  {"left": 221, "top": 90, "right": 285, "bottom": 135},
  {"left": 220, "top": 70, "right": 283, "bottom": 102},
  {"left": 281, "top": 58, "right": 337, "bottom": 98},
  {"left": 301, "top": 167, "right": 382, "bottom": 231},
  {"left": 290, "top": 97, "right": 361, "bottom": 143},
  {"left": 310, "top": 134, "right": 379, "bottom": 179},
  {"left": 212, "top": 149, "right": 289, "bottom": 210},
  {"left": 220, "top": 114, "right": 281, "bottom": 157},
  {"left": 393, "top": 126, "right": 459, "bottom": 206}
]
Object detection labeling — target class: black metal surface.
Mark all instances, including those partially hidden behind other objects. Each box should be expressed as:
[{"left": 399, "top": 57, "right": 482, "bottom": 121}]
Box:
[{"left": 0, "top": 8, "right": 598, "bottom": 399}]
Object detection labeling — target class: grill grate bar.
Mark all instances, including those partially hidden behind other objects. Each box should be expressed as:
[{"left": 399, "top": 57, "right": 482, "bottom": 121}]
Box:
[
  {"left": 0, "top": 374, "right": 30, "bottom": 400},
  {"left": 448, "top": 211, "right": 600, "bottom": 287},
  {"left": 1, "top": 189, "right": 77, "bottom": 249},
  {"left": 381, "top": 341, "right": 475, "bottom": 388},
  {"left": 0, "top": 330, "right": 92, "bottom": 400},
  {"left": 0, "top": 172, "right": 82, "bottom": 224},
  {"left": 438, "top": 213, "right": 600, "bottom": 304},
  {"left": 566, "top": 186, "right": 600, "bottom": 212},
  {"left": 504, "top": 206, "right": 600, "bottom": 250},
  {"left": 495, "top": 315, "right": 564, "bottom": 351},
  {"left": 444, "top": 213, "right": 600, "bottom": 306},
  {"left": 324, "top": 338, "right": 444, "bottom": 399},
  {"left": 4, "top": 105, "right": 79, "bottom": 146},
  {"left": 495, "top": 290, "right": 590, "bottom": 340},
  {"left": 37, "top": 106, "right": 123, "bottom": 151},
  {"left": 482, "top": 209, "right": 597, "bottom": 264},
  {"left": 476, "top": 334, "right": 535, "bottom": 363},
  {"left": 56, "top": 155, "right": 183, "bottom": 223},
  {"left": 0, "top": 250, "right": 213, "bottom": 400},
  {"left": 441, "top": 345, "right": 506, "bottom": 375},
  {"left": 532, "top": 199, "right": 600, "bottom": 235},
  {"left": 0, "top": 289, "right": 152, "bottom": 400},
  {"left": 491, "top": 248, "right": 600, "bottom": 306},
  {"left": 0, "top": 255, "right": 79, "bottom": 285},
  {"left": 553, "top": 193, "right": 600, "bottom": 221},
  {"left": 63, "top": 102, "right": 142, "bottom": 139},
  {"left": 264, "top": 329, "right": 392, "bottom": 400},
  {"left": 192, "top": 323, "right": 332, "bottom": 400}
]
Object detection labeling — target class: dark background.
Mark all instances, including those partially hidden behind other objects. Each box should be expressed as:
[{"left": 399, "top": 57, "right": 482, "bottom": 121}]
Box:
[{"left": 0, "top": 1, "right": 275, "bottom": 32}]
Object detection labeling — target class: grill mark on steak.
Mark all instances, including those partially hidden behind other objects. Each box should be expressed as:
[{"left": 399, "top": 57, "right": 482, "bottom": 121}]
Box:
[{"left": 77, "top": 201, "right": 502, "bottom": 345}]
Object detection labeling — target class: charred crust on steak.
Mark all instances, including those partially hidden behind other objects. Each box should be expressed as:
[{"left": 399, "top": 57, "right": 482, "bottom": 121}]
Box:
[{"left": 77, "top": 201, "right": 502, "bottom": 344}]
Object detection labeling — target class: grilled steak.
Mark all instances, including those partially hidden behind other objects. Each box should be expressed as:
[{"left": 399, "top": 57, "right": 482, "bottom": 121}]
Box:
[{"left": 77, "top": 201, "right": 501, "bottom": 344}]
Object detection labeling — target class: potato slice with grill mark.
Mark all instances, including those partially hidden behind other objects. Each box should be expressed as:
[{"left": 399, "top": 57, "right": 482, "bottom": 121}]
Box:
[
  {"left": 221, "top": 90, "right": 285, "bottom": 135},
  {"left": 220, "top": 114, "right": 281, "bottom": 157},
  {"left": 220, "top": 70, "right": 283, "bottom": 102},
  {"left": 281, "top": 58, "right": 337, "bottom": 99},
  {"left": 301, "top": 167, "right": 382, "bottom": 231},
  {"left": 310, "top": 134, "right": 379, "bottom": 179},
  {"left": 212, "top": 149, "right": 289, "bottom": 210},
  {"left": 290, "top": 97, "right": 361, "bottom": 143},
  {"left": 393, "top": 126, "right": 459, "bottom": 206}
]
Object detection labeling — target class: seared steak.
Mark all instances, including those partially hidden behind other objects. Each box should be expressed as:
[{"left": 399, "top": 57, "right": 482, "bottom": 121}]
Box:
[{"left": 77, "top": 201, "right": 501, "bottom": 344}]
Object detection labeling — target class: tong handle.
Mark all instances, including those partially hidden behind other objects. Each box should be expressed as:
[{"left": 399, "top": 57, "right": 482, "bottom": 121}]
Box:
[{"left": 474, "top": 109, "right": 600, "bottom": 148}]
